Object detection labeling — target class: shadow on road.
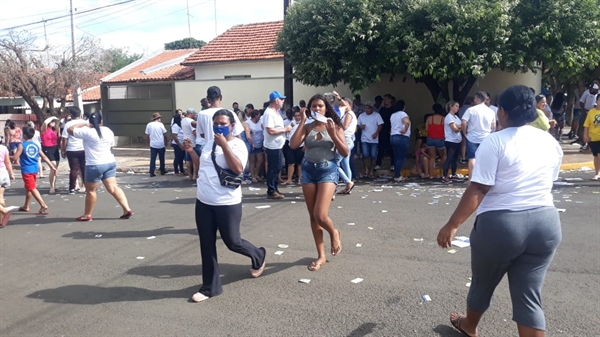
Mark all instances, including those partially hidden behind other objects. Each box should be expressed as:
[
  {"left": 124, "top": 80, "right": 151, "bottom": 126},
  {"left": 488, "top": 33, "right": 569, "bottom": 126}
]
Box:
[
  {"left": 61, "top": 226, "right": 197, "bottom": 239},
  {"left": 3, "top": 215, "right": 118, "bottom": 227},
  {"left": 347, "top": 322, "right": 381, "bottom": 336},
  {"left": 432, "top": 324, "right": 466, "bottom": 337},
  {"left": 27, "top": 259, "right": 313, "bottom": 305}
]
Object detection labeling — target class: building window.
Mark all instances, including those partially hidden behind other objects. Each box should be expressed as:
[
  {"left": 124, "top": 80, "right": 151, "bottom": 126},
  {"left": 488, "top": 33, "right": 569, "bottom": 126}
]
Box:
[{"left": 107, "top": 84, "right": 172, "bottom": 99}]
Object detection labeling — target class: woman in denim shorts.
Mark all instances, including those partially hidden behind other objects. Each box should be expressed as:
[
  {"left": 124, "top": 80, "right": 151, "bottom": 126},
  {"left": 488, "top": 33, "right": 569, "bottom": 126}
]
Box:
[
  {"left": 425, "top": 104, "right": 447, "bottom": 178},
  {"left": 290, "top": 94, "right": 349, "bottom": 271},
  {"left": 68, "top": 112, "right": 133, "bottom": 222}
]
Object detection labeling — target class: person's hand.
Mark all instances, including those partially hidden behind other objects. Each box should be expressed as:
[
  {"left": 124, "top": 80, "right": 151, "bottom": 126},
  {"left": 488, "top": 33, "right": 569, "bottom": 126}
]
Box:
[
  {"left": 9, "top": 173, "right": 15, "bottom": 181},
  {"left": 214, "top": 133, "right": 228, "bottom": 148},
  {"left": 284, "top": 125, "right": 293, "bottom": 133},
  {"left": 583, "top": 135, "right": 591, "bottom": 144},
  {"left": 183, "top": 138, "right": 194, "bottom": 153},
  {"left": 549, "top": 120, "right": 557, "bottom": 127},
  {"left": 50, "top": 166, "right": 57, "bottom": 174},
  {"left": 326, "top": 119, "right": 336, "bottom": 134},
  {"left": 400, "top": 129, "right": 406, "bottom": 135},
  {"left": 61, "top": 151, "right": 66, "bottom": 159},
  {"left": 333, "top": 91, "right": 341, "bottom": 101},
  {"left": 437, "top": 223, "right": 458, "bottom": 249},
  {"left": 359, "top": 125, "right": 365, "bottom": 130},
  {"left": 371, "top": 132, "right": 378, "bottom": 139},
  {"left": 300, "top": 108, "right": 308, "bottom": 122}
]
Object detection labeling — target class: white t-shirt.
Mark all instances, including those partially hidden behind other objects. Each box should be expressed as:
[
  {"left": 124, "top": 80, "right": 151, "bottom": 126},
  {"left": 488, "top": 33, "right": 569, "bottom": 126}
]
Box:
[
  {"left": 342, "top": 110, "right": 357, "bottom": 140},
  {"left": 181, "top": 117, "right": 196, "bottom": 143},
  {"left": 390, "top": 111, "right": 411, "bottom": 137},
  {"left": 145, "top": 121, "right": 167, "bottom": 149},
  {"left": 579, "top": 89, "right": 598, "bottom": 111},
  {"left": 462, "top": 103, "right": 496, "bottom": 144},
  {"left": 171, "top": 124, "right": 184, "bottom": 145},
  {"left": 62, "top": 119, "right": 87, "bottom": 151},
  {"left": 196, "top": 138, "right": 248, "bottom": 206},
  {"left": 444, "top": 114, "right": 462, "bottom": 143},
  {"left": 248, "top": 120, "right": 264, "bottom": 148},
  {"left": 72, "top": 126, "right": 116, "bottom": 166},
  {"left": 197, "top": 108, "right": 244, "bottom": 145},
  {"left": 357, "top": 112, "right": 384, "bottom": 143},
  {"left": 472, "top": 125, "right": 563, "bottom": 215},
  {"left": 262, "top": 107, "right": 286, "bottom": 149},
  {"left": 32, "top": 130, "right": 41, "bottom": 146}
]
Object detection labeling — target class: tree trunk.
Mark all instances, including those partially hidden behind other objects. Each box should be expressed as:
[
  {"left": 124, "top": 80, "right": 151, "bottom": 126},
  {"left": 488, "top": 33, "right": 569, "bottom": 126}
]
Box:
[
  {"left": 416, "top": 75, "right": 443, "bottom": 103},
  {"left": 452, "top": 75, "right": 477, "bottom": 105},
  {"left": 565, "top": 83, "right": 576, "bottom": 126},
  {"left": 21, "top": 95, "right": 45, "bottom": 125}
]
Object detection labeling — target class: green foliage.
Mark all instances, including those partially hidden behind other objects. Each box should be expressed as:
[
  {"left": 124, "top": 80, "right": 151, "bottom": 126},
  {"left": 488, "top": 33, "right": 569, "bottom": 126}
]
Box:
[
  {"left": 164, "top": 37, "right": 207, "bottom": 50},
  {"left": 277, "top": 0, "right": 600, "bottom": 102},
  {"left": 99, "top": 48, "right": 143, "bottom": 73}
]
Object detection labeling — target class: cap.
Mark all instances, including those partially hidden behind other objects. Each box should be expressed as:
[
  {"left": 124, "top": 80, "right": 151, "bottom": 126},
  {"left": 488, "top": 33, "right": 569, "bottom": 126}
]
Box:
[
  {"left": 364, "top": 101, "right": 373, "bottom": 107},
  {"left": 592, "top": 84, "right": 599, "bottom": 89},
  {"left": 269, "top": 91, "right": 286, "bottom": 101},
  {"left": 207, "top": 86, "right": 222, "bottom": 99},
  {"left": 151, "top": 112, "right": 162, "bottom": 120}
]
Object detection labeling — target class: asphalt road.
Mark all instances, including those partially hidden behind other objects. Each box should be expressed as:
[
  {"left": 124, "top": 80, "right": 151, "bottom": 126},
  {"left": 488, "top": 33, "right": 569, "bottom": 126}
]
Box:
[{"left": 0, "top": 170, "right": 598, "bottom": 336}]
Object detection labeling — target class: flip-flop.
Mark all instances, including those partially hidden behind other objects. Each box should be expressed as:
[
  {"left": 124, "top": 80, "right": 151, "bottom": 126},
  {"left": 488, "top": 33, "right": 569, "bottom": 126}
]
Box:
[
  {"left": 120, "top": 210, "right": 134, "bottom": 219},
  {"left": 37, "top": 208, "right": 49, "bottom": 216},
  {"left": 591, "top": 175, "right": 600, "bottom": 181},
  {"left": 308, "top": 260, "right": 325, "bottom": 271},
  {"left": 450, "top": 313, "right": 477, "bottom": 337},
  {"left": 0, "top": 211, "right": 12, "bottom": 228},
  {"left": 332, "top": 230, "right": 342, "bottom": 256},
  {"left": 18, "top": 207, "right": 30, "bottom": 212},
  {"left": 76, "top": 215, "right": 93, "bottom": 222}
]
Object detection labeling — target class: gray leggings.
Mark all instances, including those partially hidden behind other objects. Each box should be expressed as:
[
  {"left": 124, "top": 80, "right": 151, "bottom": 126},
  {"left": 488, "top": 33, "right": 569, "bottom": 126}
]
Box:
[{"left": 467, "top": 207, "right": 561, "bottom": 331}]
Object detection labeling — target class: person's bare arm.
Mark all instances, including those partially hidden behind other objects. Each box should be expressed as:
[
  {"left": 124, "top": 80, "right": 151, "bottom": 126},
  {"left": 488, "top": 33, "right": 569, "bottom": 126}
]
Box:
[
  {"left": 461, "top": 120, "right": 468, "bottom": 136},
  {"left": 4, "top": 153, "right": 14, "bottom": 180},
  {"left": 342, "top": 113, "right": 353, "bottom": 131},
  {"left": 400, "top": 117, "right": 411, "bottom": 135},
  {"left": 10, "top": 144, "right": 23, "bottom": 162},
  {"left": 67, "top": 122, "right": 89, "bottom": 136}
]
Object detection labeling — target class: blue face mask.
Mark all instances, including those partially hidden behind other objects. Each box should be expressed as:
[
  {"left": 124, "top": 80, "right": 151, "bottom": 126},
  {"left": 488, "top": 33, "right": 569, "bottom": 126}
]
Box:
[{"left": 213, "top": 125, "right": 230, "bottom": 137}]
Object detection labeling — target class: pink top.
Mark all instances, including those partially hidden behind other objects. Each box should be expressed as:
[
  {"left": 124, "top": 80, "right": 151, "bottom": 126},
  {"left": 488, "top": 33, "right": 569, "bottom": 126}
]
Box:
[
  {"left": 9, "top": 128, "right": 22, "bottom": 143},
  {"left": 41, "top": 129, "right": 59, "bottom": 147},
  {"left": 0, "top": 145, "right": 8, "bottom": 171}
]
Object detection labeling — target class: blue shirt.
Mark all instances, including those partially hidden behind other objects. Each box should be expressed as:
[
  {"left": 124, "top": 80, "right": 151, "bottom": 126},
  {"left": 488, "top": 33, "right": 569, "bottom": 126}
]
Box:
[{"left": 19, "top": 140, "right": 40, "bottom": 174}]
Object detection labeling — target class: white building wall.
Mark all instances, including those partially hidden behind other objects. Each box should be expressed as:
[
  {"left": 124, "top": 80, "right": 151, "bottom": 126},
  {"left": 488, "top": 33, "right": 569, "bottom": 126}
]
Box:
[{"left": 194, "top": 60, "right": 284, "bottom": 80}]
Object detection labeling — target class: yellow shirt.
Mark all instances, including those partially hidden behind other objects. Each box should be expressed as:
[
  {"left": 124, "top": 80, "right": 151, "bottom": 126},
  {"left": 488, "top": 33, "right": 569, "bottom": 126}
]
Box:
[
  {"left": 530, "top": 109, "right": 550, "bottom": 132},
  {"left": 583, "top": 107, "right": 600, "bottom": 141}
]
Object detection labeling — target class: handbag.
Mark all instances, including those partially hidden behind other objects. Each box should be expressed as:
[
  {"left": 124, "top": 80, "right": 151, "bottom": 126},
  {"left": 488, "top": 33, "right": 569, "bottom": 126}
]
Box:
[{"left": 211, "top": 142, "right": 243, "bottom": 189}]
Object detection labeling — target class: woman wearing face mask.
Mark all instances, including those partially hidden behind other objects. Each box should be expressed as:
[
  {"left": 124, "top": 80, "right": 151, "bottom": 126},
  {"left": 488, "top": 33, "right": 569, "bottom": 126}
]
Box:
[
  {"left": 184, "top": 109, "right": 266, "bottom": 302},
  {"left": 290, "top": 94, "right": 348, "bottom": 271},
  {"left": 41, "top": 117, "right": 61, "bottom": 193},
  {"left": 68, "top": 112, "right": 133, "bottom": 221}
]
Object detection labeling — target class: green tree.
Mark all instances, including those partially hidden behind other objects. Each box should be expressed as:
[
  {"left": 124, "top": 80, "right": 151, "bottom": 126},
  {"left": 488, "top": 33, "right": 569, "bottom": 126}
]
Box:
[
  {"left": 164, "top": 37, "right": 207, "bottom": 50},
  {"left": 96, "top": 47, "right": 143, "bottom": 73}
]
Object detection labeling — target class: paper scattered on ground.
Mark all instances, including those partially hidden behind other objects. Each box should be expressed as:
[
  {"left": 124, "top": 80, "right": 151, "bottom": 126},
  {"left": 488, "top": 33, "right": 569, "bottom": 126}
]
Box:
[
  {"left": 95, "top": 234, "right": 102, "bottom": 238},
  {"left": 367, "top": 227, "right": 374, "bottom": 230},
  {"left": 381, "top": 210, "right": 388, "bottom": 213},
  {"left": 413, "top": 238, "right": 424, "bottom": 242},
  {"left": 422, "top": 295, "right": 432, "bottom": 302},
  {"left": 351, "top": 278, "right": 363, "bottom": 284},
  {"left": 447, "top": 249, "right": 458, "bottom": 254},
  {"left": 255, "top": 205, "right": 271, "bottom": 209},
  {"left": 557, "top": 208, "right": 566, "bottom": 212},
  {"left": 248, "top": 187, "right": 261, "bottom": 191},
  {"left": 274, "top": 251, "right": 284, "bottom": 255},
  {"left": 298, "top": 279, "right": 311, "bottom": 284},
  {"left": 554, "top": 182, "right": 574, "bottom": 186},
  {"left": 277, "top": 244, "right": 289, "bottom": 249},
  {"left": 136, "top": 256, "right": 145, "bottom": 260},
  {"left": 290, "top": 201, "right": 296, "bottom": 204},
  {"left": 355, "top": 243, "right": 362, "bottom": 247},
  {"left": 466, "top": 282, "right": 471, "bottom": 287},
  {"left": 564, "top": 177, "right": 584, "bottom": 181},
  {"left": 5, "top": 206, "right": 20, "bottom": 212},
  {"left": 147, "top": 236, "right": 156, "bottom": 240},
  {"left": 347, "top": 222, "right": 355, "bottom": 226},
  {"left": 451, "top": 236, "right": 470, "bottom": 248},
  {"left": 337, "top": 206, "right": 343, "bottom": 209}
]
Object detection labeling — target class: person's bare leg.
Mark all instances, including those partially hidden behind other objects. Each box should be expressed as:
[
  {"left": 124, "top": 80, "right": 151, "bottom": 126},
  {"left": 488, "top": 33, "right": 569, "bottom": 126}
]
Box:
[
  {"left": 82, "top": 182, "right": 99, "bottom": 217},
  {"left": 249, "top": 154, "right": 257, "bottom": 182},
  {"left": 48, "top": 160, "right": 58, "bottom": 192},
  {"left": 517, "top": 324, "right": 545, "bottom": 337},
  {"left": 296, "top": 164, "right": 302, "bottom": 183},
  {"left": 468, "top": 159, "right": 476, "bottom": 180},
  {"left": 30, "top": 189, "right": 48, "bottom": 212},
  {"left": 594, "top": 155, "right": 600, "bottom": 176},
  {"left": 186, "top": 161, "right": 193, "bottom": 180},
  {"left": 102, "top": 177, "right": 131, "bottom": 214},
  {"left": 0, "top": 187, "right": 5, "bottom": 207},
  {"left": 422, "top": 156, "right": 430, "bottom": 177},
  {"left": 451, "top": 307, "right": 482, "bottom": 336},
  {"left": 461, "top": 138, "right": 467, "bottom": 161},
  {"left": 439, "top": 148, "right": 447, "bottom": 176},
  {"left": 23, "top": 191, "right": 33, "bottom": 210},
  {"left": 38, "top": 157, "right": 44, "bottom": 177},
  {"left": 302, "top": 184, "right": 327, "bottom": 269},
  {"left": 428, "top": 147, "right": 436, "bottom": 177},
  {"left": 284, "top": 164, "right": 294, "bottom": 184}
]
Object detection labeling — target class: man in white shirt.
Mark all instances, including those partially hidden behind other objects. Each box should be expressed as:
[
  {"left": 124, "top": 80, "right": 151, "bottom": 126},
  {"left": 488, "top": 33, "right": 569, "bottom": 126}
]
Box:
[
  {"left": 462, "top": 91, "right": 496, "bottom": 180},
  {"left": 145, "top": 112, "right": 168, "bottom": 177},
  {"left": 61, "top": 106, "right": 88, "bottom": 194},
  {"left": 357, "top": 104, "right": 384, "bottom": 177},
  {"left": 578, "top": 83, "right": 599, "bottom": 150},
  {"left": 263, "top": 90, "right": 292, "bottom": 199},
  {"left": 181, "top": 108, "right": 197, "bottom": 180}
]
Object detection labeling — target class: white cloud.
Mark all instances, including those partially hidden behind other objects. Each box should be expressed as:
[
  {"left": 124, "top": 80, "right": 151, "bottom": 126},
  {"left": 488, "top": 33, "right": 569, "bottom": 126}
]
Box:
[{"left": 1, "top": 0, "right": 284, "bottom": 55}]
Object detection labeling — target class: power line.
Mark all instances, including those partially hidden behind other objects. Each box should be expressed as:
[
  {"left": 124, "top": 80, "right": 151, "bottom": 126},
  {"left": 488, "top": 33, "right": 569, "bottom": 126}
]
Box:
[{"left": 0, "top": 0, "right": 138, "bottom": 31}]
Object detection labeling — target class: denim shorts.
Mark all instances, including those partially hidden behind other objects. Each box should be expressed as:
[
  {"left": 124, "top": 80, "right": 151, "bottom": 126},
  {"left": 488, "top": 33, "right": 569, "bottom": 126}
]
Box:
[
  {"left": 185, "top": 144, "right": 203, "bottom": 161},
  {"left": 301, "top": 159, "right": 339, "bottom": 185},
  {"left": 426, "top": 137, "right": 445, "bottom": 149},
  {"left": 361, "top": 142, "right": 378, "bottom": 159},
  {"left": 466, "top": 139, "right": 480, "bottom": 160},
  {"left": 251, "top": 146, "right": 264, "bottom": 155},
  {"left": 85, "top": 162, "right": 117, "bottom": 183}
]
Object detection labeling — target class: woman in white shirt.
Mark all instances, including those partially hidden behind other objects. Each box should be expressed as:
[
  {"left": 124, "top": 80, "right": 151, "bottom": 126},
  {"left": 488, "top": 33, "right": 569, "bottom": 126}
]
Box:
[
  {"left": 184, "top": 109, "right": 266, "bottom": 303},
  {"left": 247, "top": 110, "right": 265, "bottom": 183},
  {"left": 68, "top": 112, "right": 133, "bottom": 222},
  {"left": 437, "top": 85, "right": 563, "bottom": 337},
  {"left": 389, "top": 100, "right": 411, "bottom": 182},
  {"left": 171, "top": 114, "right": 185, "bottom": 176},
  {"left": 442, "top": 101, "right": 462, "bottom": 183},
  {"left": 337, "top": 98, "right": 357, "bottom": 194}
]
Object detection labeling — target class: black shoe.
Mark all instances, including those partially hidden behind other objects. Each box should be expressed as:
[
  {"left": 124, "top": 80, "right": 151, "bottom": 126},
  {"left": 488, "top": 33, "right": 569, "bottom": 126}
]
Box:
[
  {"left": 160, "top": 171, "right": 166, "bottom": 175},
  {"left": 150, "top": 174, "right": 156, "bottom": 177},
  {"left": 68, "top": 189, "right": 75, "bottom": 195}
]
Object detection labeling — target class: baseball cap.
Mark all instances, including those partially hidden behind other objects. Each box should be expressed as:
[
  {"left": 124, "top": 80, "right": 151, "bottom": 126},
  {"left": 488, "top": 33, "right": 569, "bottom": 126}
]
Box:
[
  {"left": 269, "top": 91, "right": 286, "bottom": 101},
  {"left": 592, "top": 83, "right": 599, "bottom": 89},
  {"left": 364, "top": 101, "right": 373, "bottom": 107},
  {"left": 207, "top": 86, "right": 222, "bottom": 99}
]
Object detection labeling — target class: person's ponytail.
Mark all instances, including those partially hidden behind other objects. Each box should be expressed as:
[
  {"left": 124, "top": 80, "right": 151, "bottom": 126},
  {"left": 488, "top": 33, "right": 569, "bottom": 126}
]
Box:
[{"left": 89, "top": 112, "right": 103, "bottom": 138}]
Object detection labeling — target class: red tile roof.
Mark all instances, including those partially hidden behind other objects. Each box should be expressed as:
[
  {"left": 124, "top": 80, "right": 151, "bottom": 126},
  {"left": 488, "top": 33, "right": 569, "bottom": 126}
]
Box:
[
  {"left": 65, "top": 85, "right": 101, "bottom": 102},
  {"left": 104, "top": 49, "right": 198, "bottom": 83},
  {"left": 182, "top": 21, "right": 284, "bottom": 65}
]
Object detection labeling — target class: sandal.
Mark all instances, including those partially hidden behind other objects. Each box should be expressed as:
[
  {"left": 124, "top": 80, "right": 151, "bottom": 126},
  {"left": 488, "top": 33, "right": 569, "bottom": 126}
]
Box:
[
  {"left": 308, "top": 260, "right": 325, "bottom": 271},
  {"left": 18, "top": 207, "right": 30, "bottom": 212},
  {"left": 331, "top": 230, "right": 342, "bottom": 256},
  {"left": 120, "top": 210, "right": 134, "bottom": 219},
  {"left": 591, "top": 175, "right": 600, "bottom": 181},
  {"left": 0, "top": 211, "right": 12, "bottom": 228},
  {"left": 37, "top": 208, "right": 49, "bottom": 216},
  {"left": 76, "top": 215, "right": 93, "bottom": 222},
  {"left": 450, "top": 313, "right": 477, "bottom": 337}
]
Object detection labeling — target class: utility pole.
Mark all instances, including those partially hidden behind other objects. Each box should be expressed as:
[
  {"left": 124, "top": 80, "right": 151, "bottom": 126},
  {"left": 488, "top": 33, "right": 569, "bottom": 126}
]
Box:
[
  {"left": 214, "top": 0, "right": 217, "bottom": 37},
  {"left": 70, "top": 0, "right": 83, "bottom": 109},
  {"left": 283, "top": 0, "right": 293, "bottom": 109},
  {"left": 187, "top": 0, "right": 192, "bottom": 45}
]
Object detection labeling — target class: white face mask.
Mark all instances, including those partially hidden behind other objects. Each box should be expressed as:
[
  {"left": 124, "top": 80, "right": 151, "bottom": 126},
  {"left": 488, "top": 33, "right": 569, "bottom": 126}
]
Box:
[{"left": 311, "top": 110, "right": 330, "bottom": 123}]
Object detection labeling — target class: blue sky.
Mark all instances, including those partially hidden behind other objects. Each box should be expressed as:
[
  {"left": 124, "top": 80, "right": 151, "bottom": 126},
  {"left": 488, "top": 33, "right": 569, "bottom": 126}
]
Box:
[{"left": 0, "top": 0, "right": 284, "bottom": 55}]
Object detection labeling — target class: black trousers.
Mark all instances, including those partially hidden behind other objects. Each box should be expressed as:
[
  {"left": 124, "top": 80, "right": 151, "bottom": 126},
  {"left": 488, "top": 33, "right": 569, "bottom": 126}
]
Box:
[
  {"left": 195, "top": 199, "right": 265, "bottom": 297},
  {"left": 66, "top": 150, "right": 85, "bottom": 190}
]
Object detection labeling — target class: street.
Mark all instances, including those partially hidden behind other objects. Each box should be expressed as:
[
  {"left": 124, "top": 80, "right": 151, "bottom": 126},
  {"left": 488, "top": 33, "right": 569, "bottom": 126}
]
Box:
[{"left": 0, "top": 170, "right": 598, "bottom": 336}]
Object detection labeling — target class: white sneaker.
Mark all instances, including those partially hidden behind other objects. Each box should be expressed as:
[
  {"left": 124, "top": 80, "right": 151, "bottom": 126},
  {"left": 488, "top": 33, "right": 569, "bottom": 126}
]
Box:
[
  {"left": 374, "top": 165, "right": 381, "bottom": 170},
  {"left": 389, "top": 165, "right": 395, "bottom": 171},
  {"left": 191, "top": 292, "right": 209, "bottom": 303}
]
